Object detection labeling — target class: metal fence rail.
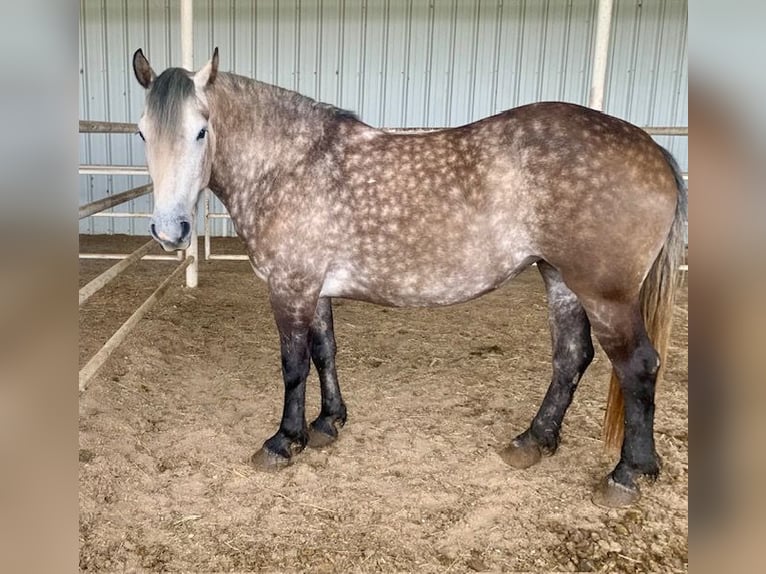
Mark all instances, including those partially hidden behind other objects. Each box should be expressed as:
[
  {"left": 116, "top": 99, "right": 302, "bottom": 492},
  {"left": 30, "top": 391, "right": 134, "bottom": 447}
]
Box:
[
  {"left": 78, "top": 239, "right": 156, "bottom": 306},
  {"left": 79, "top": 122, "right": 193, "bottom": 391},
  {"left": 79, "top": 183, "right": 153, "bottom": 219},
  {"left": 78, "top": 0, "right": 198, "bottom": 391},
  {"left": 78, "top": 256, "right": 194, "bottom": 392}
]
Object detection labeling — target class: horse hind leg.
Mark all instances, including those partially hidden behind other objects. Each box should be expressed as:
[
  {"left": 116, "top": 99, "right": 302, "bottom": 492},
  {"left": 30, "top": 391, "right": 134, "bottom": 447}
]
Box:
[
  {"left": 501, "top": 261, "right": 595, "bottom": 469},
  {"left": 582, "top": 296, "right": 662, "bottom": 507},
  {"left": 307, "top": 297, "right": 348, "bottom": 447}
]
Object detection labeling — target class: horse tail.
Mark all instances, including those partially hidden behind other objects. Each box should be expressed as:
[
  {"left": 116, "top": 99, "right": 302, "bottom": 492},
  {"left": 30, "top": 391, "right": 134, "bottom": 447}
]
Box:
[{"left": 603, "top": 146, "right": 688, "bottom": 450}]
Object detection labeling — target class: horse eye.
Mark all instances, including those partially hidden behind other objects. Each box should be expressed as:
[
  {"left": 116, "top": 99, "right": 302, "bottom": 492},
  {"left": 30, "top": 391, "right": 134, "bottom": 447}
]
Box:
[
  {"left": 137, "top": 130, "right": 145, "bottom": 142},
  {"left": 197, "top": 128, "right": 207, "bottom": 141}
]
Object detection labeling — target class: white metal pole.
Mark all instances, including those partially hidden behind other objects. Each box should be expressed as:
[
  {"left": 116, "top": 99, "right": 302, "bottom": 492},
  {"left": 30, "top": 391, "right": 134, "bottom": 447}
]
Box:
[
  {"left": 204, "top": 189, "right": 211, "bottom": 260},
  {"left": 588, "top": 0, "right": 614, "bottom": 111},
  {"left": 181, "top": 0, "right": 198, "bottom": 288}
]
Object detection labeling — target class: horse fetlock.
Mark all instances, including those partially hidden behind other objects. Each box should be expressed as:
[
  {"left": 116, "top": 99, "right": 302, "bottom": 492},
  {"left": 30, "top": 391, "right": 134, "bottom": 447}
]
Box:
[
  {"left": 529, "top": 423, "right": 562, "bottom": 455},
  {"left": 335, "top": 403, "right": 348, "bottom": 426},
  {"left": 626, "top": 452, "right": 662, "bottom": 481}
]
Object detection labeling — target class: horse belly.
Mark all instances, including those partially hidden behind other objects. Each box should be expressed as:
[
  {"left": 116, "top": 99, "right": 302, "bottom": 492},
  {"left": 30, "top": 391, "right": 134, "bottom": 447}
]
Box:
[
  {"left": 319, "top": 199, "right": 533, "bottom": 306},
  {"left": 320, "top": 253, "right": 531, "bottom": 307}
]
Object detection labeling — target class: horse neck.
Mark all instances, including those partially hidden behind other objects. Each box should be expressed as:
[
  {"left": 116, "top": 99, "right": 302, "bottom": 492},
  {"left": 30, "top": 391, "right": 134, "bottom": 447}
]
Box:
[{"left": 206, "top": 73, "right": 334, "bottom": 207}]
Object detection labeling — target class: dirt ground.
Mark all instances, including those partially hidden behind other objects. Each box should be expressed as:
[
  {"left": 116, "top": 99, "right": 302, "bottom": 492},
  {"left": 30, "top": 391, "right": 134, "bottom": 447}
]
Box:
[{"left": 79, "top": 235, "right": 687, "bottom": 573}]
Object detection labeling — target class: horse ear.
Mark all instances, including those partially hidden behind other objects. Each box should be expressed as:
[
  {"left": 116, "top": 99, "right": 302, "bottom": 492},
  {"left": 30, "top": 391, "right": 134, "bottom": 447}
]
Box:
[
  {"left": 133, "top": 49, "right": 155, "bottom": 89},
  {"left": 194, "top": 47, "right": 219, "bottom": 89}
]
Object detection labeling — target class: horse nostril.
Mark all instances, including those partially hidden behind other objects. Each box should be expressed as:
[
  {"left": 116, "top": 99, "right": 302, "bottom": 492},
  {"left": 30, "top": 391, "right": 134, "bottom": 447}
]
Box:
[
  {"left": 180, "top": 221, "right": 191, "bottom": 241},
  {"left": 150, "top": 223, "right": 159, "bottom": 240}
]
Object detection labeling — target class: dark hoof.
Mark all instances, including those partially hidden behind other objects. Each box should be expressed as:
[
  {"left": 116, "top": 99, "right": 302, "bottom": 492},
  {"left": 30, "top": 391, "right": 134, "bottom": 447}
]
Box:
[
  {"left": 307, "top": 427, "right": 337, "bottom": 448},
  {"left": 499, "top": 438, "right": 542, "bottom": 469},
  {"left": 307, "top": 415, "right": 344, "bottom": 449},
  {"left": 250, "top": 447, "right": 291, "bottom": 472},
  {"left": 592, "top": 476, "right": 641, "bottom": 508}
]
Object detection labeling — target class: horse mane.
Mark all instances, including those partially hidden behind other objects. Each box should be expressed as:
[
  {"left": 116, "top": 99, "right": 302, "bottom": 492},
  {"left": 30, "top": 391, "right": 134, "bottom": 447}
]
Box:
[
  {"left": 216, "top": 71, "right": 361, "bottom": 129},
  {"left": 146, "top": 68, "right": 196, "bottom": 139},
  {"left": 329, "top": 106, "right": 360, "bottom": 123}
]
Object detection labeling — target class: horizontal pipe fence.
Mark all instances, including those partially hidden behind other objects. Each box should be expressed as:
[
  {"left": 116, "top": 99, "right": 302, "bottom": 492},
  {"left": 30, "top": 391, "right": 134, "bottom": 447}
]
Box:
[{"left": 78, "top": 121, "right": 193, "bottom": 391}]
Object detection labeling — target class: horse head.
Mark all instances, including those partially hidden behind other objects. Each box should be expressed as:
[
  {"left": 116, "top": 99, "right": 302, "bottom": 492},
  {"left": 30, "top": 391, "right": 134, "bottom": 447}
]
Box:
[{"left": 133, "top": 47, "right": 219, "bottom": 251}]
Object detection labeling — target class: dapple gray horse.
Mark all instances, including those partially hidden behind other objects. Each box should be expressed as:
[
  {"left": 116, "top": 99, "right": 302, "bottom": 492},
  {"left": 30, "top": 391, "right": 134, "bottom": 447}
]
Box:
[{"left": 133, "top": 48, "right": 686, "bottom": 507}]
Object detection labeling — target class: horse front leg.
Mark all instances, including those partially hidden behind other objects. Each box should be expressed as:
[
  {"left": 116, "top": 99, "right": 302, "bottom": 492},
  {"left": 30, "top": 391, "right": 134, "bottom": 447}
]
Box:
[
  {"left": 251, "top": 286, "right": 317, "bottom": 470},
  {"left": 307, "top": 297, "right": 347, "bottom": 447}
]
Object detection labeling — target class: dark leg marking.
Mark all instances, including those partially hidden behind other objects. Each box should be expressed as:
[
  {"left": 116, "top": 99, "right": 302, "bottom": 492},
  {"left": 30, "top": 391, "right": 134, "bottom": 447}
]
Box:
[
  {"left": 307, "top": 297, "right": 348, "bottom": 448},
  {"left": 585, "top": 299, "right": 662, "bottom": 507},
  {"left": 251, "top": 290, "right": 316, "bottom": 471},
  {"left": 501, "top": 262, "right": 594, "bottom": 469}
]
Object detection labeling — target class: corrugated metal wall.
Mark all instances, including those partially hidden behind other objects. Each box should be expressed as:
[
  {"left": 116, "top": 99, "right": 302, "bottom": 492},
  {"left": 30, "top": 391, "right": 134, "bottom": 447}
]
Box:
[{"left": 80, "top": 0, "right": 688, "bottom": 237}]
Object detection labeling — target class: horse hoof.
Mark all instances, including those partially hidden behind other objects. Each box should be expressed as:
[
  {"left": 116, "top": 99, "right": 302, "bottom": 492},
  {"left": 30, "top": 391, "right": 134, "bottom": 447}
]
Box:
[
  {"left": 307, "top": 427, "right": 337, "bottom": 448},
  {"left": 499, "top": 439, "right": 542, "bottom": 469},
  {"left": 591, "top": 476, "right": 641, "bottom": 508},
  {"left": 250, "top": 447, "right": 291, "bottom": 472}
]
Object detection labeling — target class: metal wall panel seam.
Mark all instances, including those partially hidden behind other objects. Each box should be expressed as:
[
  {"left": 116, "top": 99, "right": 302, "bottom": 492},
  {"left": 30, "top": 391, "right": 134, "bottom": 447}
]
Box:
[
  {"left": 513, "top": 0, "right": 527, "bottom": 107},
  {"left": 378, "top": 0, "right": 391, "bottom": 126},
  {"left": 423, "top": 0, "right": 435, "bottom": 125},
  {"left": 250, "top": 2, "right": 258, "bottom": 78},
  {"left": 336, "top": 0, "right": 346, "bottom": 107},
  {"left": 557, "top": 0, "right": 573, "bottom": 101},
  {"left": 231, "top": 0, "right": 237, "bottom": 78},
  {"left": 401, "top": 0, "right": 414, "bottom": 127},
  {"left": 142, "top": 0, "right": 150, "bottom": 61},
  {"left": 647, "top": 0, "right": 667, "bottom": 124},
  {"left": 445, "top": 0, "right": 458, "bottom": 124},
  {"left": 272, "top": 1, "right": 278, "bottom": 85},
  {"left": 164, "top": 0, "right": 172, "bottom": 68},
  {"left": 316, "top": 0, "right": 324, "bottom": 99},
  {"left": 625, "top": 0, "right": 643, "bottom": 120},
  {"left": 122, "top": 0, "right": 136, "bottom": 236},
  {"left": 80, "top": 1, "right": 94, "bottom": 234},
  {"left": 669, "top": 1, "right": 687, "bottom": 150},
  {"left": 294, "top": 0, "right": 301, "bottom": 92},
  {"left": 489, "top": 0, "right": 503, "bottom": 114},
  {"left": 535, "top": 0, "right": 550, "bottom": 102},
  {"left": 466, "top": 0, "right": 481, "bottom": 122},
  {"left": 582, "top": 0, "right": 597, "bottom": 105},
  {"left": 358, "top": 0, "right": 368, "bottom": 117},
  {"left": 101, "top": 0, "right": 114, "bottom": 235}
]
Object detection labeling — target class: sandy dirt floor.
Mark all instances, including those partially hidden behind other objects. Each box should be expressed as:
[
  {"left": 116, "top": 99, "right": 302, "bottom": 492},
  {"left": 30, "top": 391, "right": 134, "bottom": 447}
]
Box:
[{"left": 79, "top": 235, "right": 687, "bottom": 573}]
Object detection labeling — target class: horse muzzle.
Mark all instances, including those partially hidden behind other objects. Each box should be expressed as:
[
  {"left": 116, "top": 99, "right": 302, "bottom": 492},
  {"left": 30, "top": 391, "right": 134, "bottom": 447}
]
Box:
[{"left": 149, "top": 216, "right": 192, "bottom": 252}]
